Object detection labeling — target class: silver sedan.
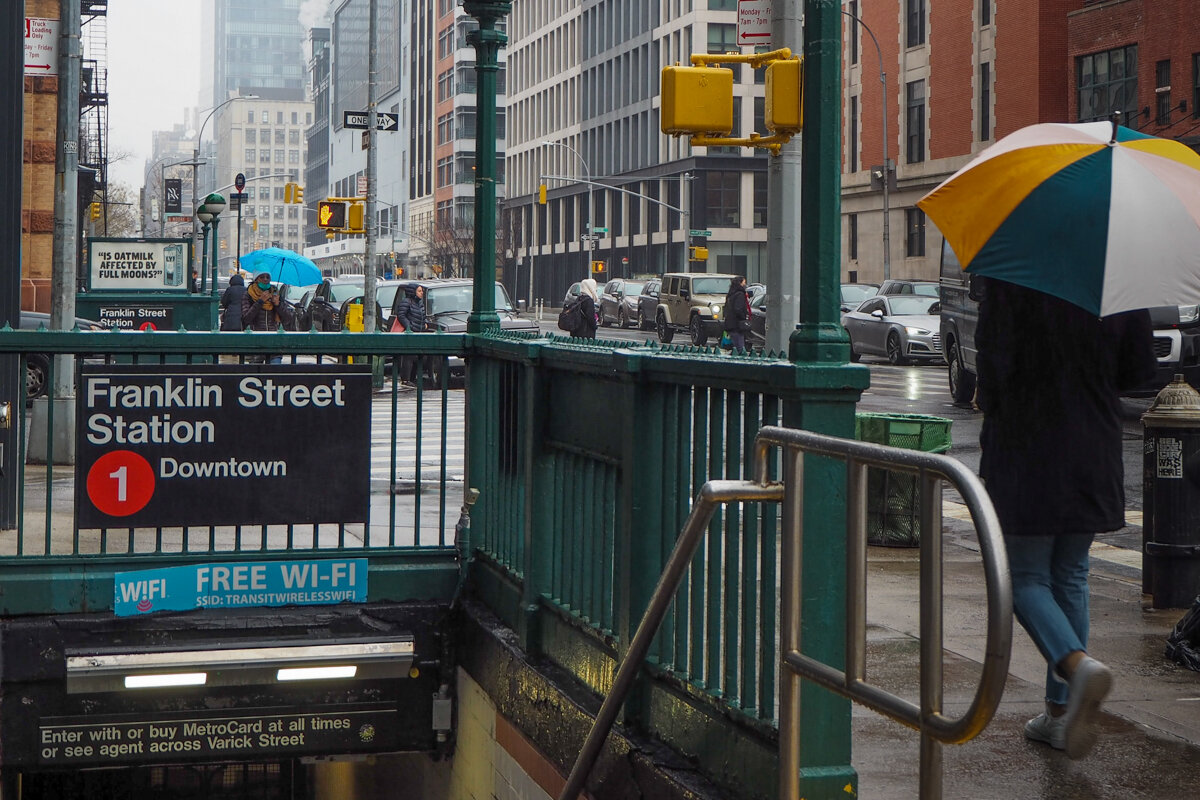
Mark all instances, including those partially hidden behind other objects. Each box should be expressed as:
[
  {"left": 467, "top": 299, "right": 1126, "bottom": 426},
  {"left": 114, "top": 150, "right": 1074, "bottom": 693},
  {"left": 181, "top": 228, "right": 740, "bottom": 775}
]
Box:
[{"left": 841, "top": 295, "right": 944, "bottom": 365}]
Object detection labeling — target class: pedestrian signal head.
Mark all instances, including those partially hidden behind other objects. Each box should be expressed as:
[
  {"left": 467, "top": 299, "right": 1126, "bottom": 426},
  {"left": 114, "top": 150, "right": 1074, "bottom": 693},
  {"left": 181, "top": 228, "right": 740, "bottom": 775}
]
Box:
[
  {"left": 317, "top": 200, "right": 347, "bottom": 229},
  {"left": 660, "top": 65, "right": 734, "bottom": 135},
  {"left": 347, "top": 202, "right": 365, "bottom": 233}
]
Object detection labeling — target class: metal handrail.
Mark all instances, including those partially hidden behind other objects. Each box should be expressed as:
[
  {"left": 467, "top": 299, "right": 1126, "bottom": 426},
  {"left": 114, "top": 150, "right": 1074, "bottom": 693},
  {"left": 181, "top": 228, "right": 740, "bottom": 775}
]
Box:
[{"left": 559, "top": 425, "right": 1011, "bottom": 800}]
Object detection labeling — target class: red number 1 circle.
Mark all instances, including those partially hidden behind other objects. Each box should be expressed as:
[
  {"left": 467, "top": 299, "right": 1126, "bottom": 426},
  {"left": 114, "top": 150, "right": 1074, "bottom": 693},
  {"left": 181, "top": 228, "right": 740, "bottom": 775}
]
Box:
[{"left": 86, "top": 451, "right": 155, "bottom": 517}]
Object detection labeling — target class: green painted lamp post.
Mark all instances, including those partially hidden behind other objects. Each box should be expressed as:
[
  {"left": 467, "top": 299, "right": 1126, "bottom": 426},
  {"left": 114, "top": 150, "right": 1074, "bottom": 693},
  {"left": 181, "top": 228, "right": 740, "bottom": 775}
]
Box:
[
  {"left": 196, "top": 204, "right": 213, "bottom": 293},
  {"left": 203, "top": 193, "right": 226, "bottom": 300},
  {"left": 463, "top": 1, "right": 509, "bottom": 334}
]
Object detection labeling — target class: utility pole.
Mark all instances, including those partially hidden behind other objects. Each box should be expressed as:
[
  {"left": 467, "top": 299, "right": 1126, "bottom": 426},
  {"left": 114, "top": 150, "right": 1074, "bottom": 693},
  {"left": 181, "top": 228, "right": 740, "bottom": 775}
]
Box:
[
  {"left": 50, "top": 0, "right": 80, "bottom": 401},
  {"left": 766, "top": 1, "right": 803, "bottom": 355},
  {"left": 363, "top": 0, "right": 378, "bottom": 332}
]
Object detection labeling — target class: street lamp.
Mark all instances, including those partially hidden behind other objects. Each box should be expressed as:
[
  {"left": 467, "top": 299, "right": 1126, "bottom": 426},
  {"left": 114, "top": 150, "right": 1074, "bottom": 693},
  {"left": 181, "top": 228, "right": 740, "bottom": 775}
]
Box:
[
  {"left": 541, "top": 139, "right": 593, "bottom": 281},
  {"left": 192, "top": 94, "right": 257, "bottom": 277},
  {"left": 842, "top": 8, "right": 891, "bottom": 281},
  {"left": 196, "top": 204, "right": 214, "bottom": 300},
  {"left": 201, "top": 193, "right": 226, "bottom": 299}
]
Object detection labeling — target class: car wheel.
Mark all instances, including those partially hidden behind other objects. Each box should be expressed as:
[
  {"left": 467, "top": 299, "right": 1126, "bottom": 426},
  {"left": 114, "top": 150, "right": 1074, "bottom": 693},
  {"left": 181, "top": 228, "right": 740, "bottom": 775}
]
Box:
[
  {"left": 599, "top": 306, "right": 611, "bottom": 328},
  {"left": 656, "top": 310, "right": 675, "bottom": 343},
  {"left": 886, "top": 332, "right": 906, "bottom": 365},
  {"left": 26, "top": 354, "right": 49, "bottom": 402},
  {"left": 618, "top": 307, "right": 629, "bottom": 328},
  {"left": 849, "top": 342, "right": 861, "bottom": 363},
  {"left": 947, "top": 340, "right": 977, "bottom": 405},
  {"left": 638, "top": 308, "right": 653, "bottom": 331},
  {"left": 689, "top": 315, "right": 707, "bottom": 346}
]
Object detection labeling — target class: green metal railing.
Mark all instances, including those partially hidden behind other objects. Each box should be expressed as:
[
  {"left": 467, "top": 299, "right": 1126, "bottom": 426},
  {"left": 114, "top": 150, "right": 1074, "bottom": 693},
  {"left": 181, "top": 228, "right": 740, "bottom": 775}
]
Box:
[
  {"left": 466, "top": 331, "right": 869, "bottom": 797},
  {"left": 0, "top": 327, "right": 470, "bottom": 613}
]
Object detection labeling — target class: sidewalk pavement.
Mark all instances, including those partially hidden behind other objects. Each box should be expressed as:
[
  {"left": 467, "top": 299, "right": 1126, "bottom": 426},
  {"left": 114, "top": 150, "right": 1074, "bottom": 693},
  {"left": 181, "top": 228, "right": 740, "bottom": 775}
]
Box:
[{"left": 854, "top": 500, "right": 1200, "bottom": 799}]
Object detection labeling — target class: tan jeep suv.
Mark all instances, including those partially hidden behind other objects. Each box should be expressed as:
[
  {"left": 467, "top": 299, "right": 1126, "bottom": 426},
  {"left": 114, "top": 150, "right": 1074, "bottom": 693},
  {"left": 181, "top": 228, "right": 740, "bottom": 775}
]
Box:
[{"left": 655, "top": 272, "right": 738, "bottom": 346}]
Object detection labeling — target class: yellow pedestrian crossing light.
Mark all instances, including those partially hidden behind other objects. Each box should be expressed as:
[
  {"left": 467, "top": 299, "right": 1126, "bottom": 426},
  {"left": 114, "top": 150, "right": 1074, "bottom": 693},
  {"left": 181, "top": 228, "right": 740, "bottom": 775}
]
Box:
[
  {"left": 660, "top": 64, "right": 734, "bottom": 135},
  {"left": 765, "top": 57, "right": 803, "bottom": 134},
  {"left": 347, "top": 202, "right": 365, "bottom": 233},
  {"left": 689, "top": 246, "right": 708, "bottom": 262},
  {"left": 317, "top": 200, "right": 347, "bottom": 229}
]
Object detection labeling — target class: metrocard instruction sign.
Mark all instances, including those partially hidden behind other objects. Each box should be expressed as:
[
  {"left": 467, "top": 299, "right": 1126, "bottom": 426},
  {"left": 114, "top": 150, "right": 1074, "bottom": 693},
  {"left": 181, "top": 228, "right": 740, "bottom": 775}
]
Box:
[{"left": 74, "top": 365, "right": 372, "bottom": 529}]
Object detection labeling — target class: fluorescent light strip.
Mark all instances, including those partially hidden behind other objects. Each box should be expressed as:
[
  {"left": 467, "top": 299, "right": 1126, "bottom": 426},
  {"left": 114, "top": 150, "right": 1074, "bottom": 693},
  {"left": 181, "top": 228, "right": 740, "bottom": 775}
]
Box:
[
  {"left": 67, "top": 640, "right": 413, "bottom": 674},
  {"left": 276, "top": 665, "right": 357, "bottom": 681},
  {"left": 124, "top": 672, "right": 208, "bottom": 689}
]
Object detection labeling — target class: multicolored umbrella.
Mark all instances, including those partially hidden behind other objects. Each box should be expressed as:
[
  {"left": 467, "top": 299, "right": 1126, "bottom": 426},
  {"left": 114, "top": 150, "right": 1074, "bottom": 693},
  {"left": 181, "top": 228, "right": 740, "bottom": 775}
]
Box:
[{"left": 917, "top": 120, "right": 1200, "bottom": 317}]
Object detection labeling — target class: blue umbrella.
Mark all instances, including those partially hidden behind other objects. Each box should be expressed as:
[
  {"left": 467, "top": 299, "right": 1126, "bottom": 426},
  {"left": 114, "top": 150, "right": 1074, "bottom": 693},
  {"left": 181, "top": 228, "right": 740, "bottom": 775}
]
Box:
[{"left": 238, "top": 247, "right": 322, "bottom": 286}]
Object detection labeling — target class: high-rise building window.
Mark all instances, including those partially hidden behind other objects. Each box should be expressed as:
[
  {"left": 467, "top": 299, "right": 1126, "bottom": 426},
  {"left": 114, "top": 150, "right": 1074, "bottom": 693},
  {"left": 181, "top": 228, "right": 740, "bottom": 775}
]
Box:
[
  {"left": 980, "top": 62, "right": 991, "bottom": 141},
  {"left": 849, "top": 1, "right": 859, "bottom": 65},
  {"left": 753, "top": 171, "right": 767, "bottom": 228},
  {"left": 849, "top": 95, "right": 859, "bottom": 172},
  {"left": 981, "top": 0, "right": 991, "bottom": 26},
  {"left": 706, "top": 171, "right": 741, "bottom": 227},
  {"left": 906, "top": 80, "right": 925, "bottom": 163},
  {"left": 707, "top": 23, "right": 737, "bottom": 55},
  {"left": 245, "top": 129, "right": 256, "bottom": 144},
  {"left": 848, "top": 213, "right": 858, "bottom": 261},
  {"left": 1078, "top": 45, "right": 1139, "bottom": 129},
  {"left": 905, "top": 208, "right": 926, "bottom": 257},
  {"left": 1157, "top": 60, "right": 1172, "bottom": 124},
  {"left": 906, "top": 0, "right": 925, "bottom": 48}
]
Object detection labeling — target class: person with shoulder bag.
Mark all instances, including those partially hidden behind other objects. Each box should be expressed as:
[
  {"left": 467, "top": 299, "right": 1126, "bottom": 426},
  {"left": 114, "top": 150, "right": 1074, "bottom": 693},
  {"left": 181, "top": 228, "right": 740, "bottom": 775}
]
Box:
[
  {"left": 392, "top": 284, "right": 429, "bottom": 384},
  {"left": 723, "top": 276, "right": 751, "bottom": 351},
  {"left": 572, "top": 278, "right": 599, "bottom": 339}
]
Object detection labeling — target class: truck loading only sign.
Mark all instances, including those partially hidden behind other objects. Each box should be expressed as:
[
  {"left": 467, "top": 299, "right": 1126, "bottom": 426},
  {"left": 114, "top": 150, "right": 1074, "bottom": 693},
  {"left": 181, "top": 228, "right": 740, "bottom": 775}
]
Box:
[
  {"left": 38, "top": 704, "right": 398, "bottom": 767},
  {"left": 74, "top": 365, "right": 372, "bottom": 529}
]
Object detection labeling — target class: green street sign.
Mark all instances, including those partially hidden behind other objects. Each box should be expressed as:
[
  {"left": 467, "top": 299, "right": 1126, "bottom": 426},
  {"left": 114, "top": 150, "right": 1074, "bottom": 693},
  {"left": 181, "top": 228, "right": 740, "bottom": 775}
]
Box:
[
  {"left": 689, "top": 229, "right": 712, "bottom": 237},
  {"left": 592, "top": 226, "right": 609, "bottom": 234}
]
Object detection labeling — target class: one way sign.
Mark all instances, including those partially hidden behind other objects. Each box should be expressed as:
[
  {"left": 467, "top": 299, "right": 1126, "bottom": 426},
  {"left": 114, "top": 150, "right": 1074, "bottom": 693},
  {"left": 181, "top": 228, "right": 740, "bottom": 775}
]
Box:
[{"left": 343, "top": 111, "right": 400, "bottom": 132}]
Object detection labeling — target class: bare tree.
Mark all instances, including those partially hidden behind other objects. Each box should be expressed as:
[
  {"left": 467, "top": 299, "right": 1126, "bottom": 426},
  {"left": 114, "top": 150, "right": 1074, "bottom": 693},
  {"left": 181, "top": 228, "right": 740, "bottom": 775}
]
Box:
[{"left": 93, "top": 182, "right": 141, "bottom": 238}]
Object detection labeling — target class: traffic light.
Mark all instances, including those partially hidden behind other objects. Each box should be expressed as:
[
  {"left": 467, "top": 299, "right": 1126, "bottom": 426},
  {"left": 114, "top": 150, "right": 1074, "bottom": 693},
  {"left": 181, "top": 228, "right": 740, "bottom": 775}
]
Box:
[
  {"left": 591, "top": 260, "right": 606, "bottom": 275},
  {"left": 660, "top": 65, "right": 734, "bottom": 135},
  {"left": 317, "top": 200, "right": 347, "bottom": 229},
  {"left": 293, "top": 184, "right": 304, "bottom": 204},
  {"left": 765, "top": 57, "right": 804, "bottom": 134},
  {"left": 689, "top": 246, "right": 709, "bottom": 261},
  {"left": 538, "top": 184, "right": 547, "bottom": 204},
  {"left": 346, "top": 202, "right": 365, "bottom": 233},
  {"left": 89, "top": 202, "right": 100, "bottom": 220},
  {"left": 283, "top": 183, "right": 294, "bottom": 203}
]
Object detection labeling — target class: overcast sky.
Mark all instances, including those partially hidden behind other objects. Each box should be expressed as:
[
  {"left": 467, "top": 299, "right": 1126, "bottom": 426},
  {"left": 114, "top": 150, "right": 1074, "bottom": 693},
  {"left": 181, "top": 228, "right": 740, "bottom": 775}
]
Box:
[{"left": 105, "top": 0, "right": 203, "bottom": 190}]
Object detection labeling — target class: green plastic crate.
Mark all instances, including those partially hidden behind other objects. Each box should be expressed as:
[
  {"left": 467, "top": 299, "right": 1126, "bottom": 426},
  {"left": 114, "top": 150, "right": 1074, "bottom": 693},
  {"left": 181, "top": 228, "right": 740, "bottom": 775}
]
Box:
[{"left": 855, "top": 413, "right": 953, "bottom": 547}]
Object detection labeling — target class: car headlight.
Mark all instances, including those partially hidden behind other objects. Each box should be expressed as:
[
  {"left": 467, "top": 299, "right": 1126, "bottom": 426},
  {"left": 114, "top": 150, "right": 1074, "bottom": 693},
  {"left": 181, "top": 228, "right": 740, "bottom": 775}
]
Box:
[
  {"left": 904, "top": 326, "right": 931, "bottom": 336},
  {"left": 710, "top": 304, "right": 722, "bottom": 318},
  {"left": 1179, "top": 305, "right": 1200, "bottom": 324}
]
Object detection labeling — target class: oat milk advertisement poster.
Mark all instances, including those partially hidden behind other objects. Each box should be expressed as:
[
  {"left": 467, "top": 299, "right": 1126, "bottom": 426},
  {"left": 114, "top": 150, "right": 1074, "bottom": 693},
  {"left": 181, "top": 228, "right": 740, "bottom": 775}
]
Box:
[{"left": 88, "top": 238, "right": 191, "bottom": 291}]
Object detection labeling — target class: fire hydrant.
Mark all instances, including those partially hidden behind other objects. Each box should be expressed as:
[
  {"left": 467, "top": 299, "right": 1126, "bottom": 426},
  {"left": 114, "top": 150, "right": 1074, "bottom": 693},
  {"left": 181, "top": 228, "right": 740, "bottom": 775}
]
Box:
[{"left": 1141, "top": 374, "right": 1200, "bottom": 608}]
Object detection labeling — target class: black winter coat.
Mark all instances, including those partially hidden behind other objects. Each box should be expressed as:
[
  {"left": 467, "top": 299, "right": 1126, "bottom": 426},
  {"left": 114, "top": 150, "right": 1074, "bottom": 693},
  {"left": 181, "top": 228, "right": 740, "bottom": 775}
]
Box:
[
  {"left": 241, "top": 289, "right": 294, "bottom": 332},
  {"left": 395, "top": 289, "right": 428, "bottom": 331},
  {"left": 976, "top": 277, "right": 1155, "bottom": 536},
  {"left": 572, "top": 295, "right": 598, "bottom": 339},
  {"left": 219, "top": 283, "right": 247, "bottom": 331},
  {"left": 723, "top": 283, "right": 750, "bottom": 332}
]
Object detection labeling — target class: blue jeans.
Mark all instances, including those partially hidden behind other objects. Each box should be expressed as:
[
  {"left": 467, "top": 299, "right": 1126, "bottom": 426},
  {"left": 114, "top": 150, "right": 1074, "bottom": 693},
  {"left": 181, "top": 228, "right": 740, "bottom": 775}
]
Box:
[{"left": 1004, "top": 532, "right": 1094, "bottom": 704}]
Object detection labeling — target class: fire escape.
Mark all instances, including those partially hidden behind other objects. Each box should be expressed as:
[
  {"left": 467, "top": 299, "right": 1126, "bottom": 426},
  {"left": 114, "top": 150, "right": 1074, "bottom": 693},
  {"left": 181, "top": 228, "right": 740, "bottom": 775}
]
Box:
[{"left": 80, "top": 1, "right": 108, "bottom": 210}]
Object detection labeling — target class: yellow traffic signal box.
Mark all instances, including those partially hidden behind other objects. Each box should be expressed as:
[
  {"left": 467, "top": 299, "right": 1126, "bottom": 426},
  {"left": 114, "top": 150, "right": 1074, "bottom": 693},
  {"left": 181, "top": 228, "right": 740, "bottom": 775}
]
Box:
[
  {"left": 347, "top": 202, "right": 365, "bottom": 233},
  {"left": 660, "top": 65, "right": 734, "bottom": 135},
  {"left": 283, "top": 183, "right": 294, "bottom": 203},
  {"left": 89, "top": 202, "right": 101, "bottom": 220},
  {"left": 591, "top": 260, "right": 606, "bottom": 276},
  {"left": 317, "top": 200, "right": 347, "bottom": 229},
  {"left": 538, "top": 184, "right": 547, "bottom": 204},
  {"left": 293, "top": 185, "right": 304, "bottom": 204},
  {"left": 689, "top": 246, "right": 709, "bottom": 262},
  {"left": 765, "top": 57, "right": 803, "bottom": 134}
]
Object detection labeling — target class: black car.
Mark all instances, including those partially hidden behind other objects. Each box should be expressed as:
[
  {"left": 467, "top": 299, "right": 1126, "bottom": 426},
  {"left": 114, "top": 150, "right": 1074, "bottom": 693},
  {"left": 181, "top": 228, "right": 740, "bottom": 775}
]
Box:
[
  {"left": 292, "top": 277, "right": 364, "bottom": 331},
  {"left": 636, "top": 278, "right": 661, "bottom": 330},
  {"left": 19, "top": 311, "right": 109, "bottom": 401}
]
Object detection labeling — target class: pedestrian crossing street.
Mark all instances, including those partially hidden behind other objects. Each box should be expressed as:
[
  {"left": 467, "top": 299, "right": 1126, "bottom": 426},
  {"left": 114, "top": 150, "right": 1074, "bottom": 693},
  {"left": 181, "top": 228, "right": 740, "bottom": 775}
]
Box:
[{"left": 371, "top": 387, "right": 466, "bottom": 483}]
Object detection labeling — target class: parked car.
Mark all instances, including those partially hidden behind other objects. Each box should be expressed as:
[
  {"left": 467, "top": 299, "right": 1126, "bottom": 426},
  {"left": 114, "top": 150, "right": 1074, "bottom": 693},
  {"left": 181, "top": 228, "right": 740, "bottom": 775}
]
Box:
[
  {"left": 635, "top": 278, "right": 661, "bottom": 330},
  {"left": 877, "top": 278, "right": 939, "bottom": 297},
  {"left": 19, "top": 311, "right": 110, "bottom": 401},
  {"left": 655, "top": 272, "right": 739, "bottom": 346},
  {"left": 840, "top": 282, "right": 880, "bottom": 313},
  {"left": 292, "top": 277, "right": 365, "bottom": 331},
  {"left": 563, "top": 282, "right": 583, "bottom": 307},
  {"left": 937, "top": 239, "right": 1200, "bottom": 404},
  {"left": 598, "top": 278, "right": 646, "bottom": 328},
  {"left": 748, "top": 289, "right": 768, "bottom": 347},
  {"left": 842, "top": 294, "right": 944, "bottom": 365},
  {"left": 385, "top": 278, "right": 538, "bottom": 383}
]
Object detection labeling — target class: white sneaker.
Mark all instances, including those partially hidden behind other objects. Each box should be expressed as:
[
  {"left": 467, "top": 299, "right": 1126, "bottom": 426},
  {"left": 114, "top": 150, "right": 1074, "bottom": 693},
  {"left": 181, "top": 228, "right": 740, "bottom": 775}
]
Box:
[
  {"left": 1062, "top": 656, "right": 1113, "bottom": 759},
  {"left": 1024, "top": 708, "right": 1066, "bottom": 750}
]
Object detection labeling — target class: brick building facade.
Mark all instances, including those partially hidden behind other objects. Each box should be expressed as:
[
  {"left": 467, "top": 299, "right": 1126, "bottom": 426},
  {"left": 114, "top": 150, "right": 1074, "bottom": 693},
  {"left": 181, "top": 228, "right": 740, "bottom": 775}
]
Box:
[{"left": 21, "top": 0, "right": 60, "bottom": 313}]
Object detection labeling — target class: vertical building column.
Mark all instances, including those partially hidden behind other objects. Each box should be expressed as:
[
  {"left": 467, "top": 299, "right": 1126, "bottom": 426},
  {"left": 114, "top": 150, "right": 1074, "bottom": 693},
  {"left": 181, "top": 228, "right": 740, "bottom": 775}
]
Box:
[
  {"left": 464, "top": 0, "right": 509, "bottom": 333},
  {"left": 0, "top": 2, "right": 24, "bottom": 526}
]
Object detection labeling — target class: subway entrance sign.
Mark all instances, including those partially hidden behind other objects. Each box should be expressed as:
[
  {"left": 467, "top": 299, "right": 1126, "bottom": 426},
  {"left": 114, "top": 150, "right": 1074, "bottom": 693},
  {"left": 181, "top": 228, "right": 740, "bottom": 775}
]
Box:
[{"left": 74, "top": 364, "right": 372, "bottom": 529}]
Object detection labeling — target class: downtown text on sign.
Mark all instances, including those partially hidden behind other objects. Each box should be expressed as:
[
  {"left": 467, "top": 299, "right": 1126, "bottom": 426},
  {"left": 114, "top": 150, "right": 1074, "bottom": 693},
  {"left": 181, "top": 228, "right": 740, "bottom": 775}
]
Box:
[
  {"left": 87, "top": 238, "right": 192, "bottom": 292},
  {"left": 38, "top": 705, "right": 398, "bottom": 767},
  {"left": 74, "top": 365, "right": 372, "bottom": 529},
  {"left": 113, "top": 558, "right": 367, "bottom": 616}
]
